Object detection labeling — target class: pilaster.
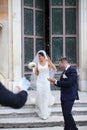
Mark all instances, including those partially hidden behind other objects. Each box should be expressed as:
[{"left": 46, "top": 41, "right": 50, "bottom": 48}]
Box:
[{"left": 79, "top": 0, "right": 87, "bottom": 91}]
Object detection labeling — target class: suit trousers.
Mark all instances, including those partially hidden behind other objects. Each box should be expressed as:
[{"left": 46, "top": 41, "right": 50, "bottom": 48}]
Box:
[
  {"left": 61, "top": 100, "right": 78, "bottom": 130},
  {"left": 0, "top": 82, "right": 28, "bottom": 109}
]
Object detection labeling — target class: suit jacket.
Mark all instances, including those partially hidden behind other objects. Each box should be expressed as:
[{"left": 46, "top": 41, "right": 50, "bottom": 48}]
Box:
[
  {"left": 0, "top": 82, "right": 28, "bottom": 109},
  {"left": 56, "top": 66, "right": 79, "bottom": 101}
]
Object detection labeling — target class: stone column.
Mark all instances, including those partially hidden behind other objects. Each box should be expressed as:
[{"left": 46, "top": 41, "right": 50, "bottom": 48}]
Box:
[
  {"left": 79, "top": 0, "right": 87, "bottom": 91},
  {"left": 0, "top": 0, "right": 9, "bottom": 87},
  {"left": 8, "top": 0, "right": 13, "bottom": 90},
  {"left": 8, "top": 0, "right": 22, "bottom": 92},
  {"left": 12, "top": 0, "right": 22, "bottom": 81}
]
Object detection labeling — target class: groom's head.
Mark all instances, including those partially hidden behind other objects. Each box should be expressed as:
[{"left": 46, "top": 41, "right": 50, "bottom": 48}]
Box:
[{"left": 58, "top": 57, "right": 69, "bottom": 69}]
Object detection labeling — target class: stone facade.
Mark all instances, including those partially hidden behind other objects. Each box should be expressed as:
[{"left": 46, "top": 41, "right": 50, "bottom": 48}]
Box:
[{"left": 0, "top": 0, "right": 87, "bottom": 91}]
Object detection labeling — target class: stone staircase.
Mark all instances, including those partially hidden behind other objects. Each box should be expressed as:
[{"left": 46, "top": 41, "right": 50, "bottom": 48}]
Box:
[{"left": 0, "top": 91, "right": 87, "bottom": 129}]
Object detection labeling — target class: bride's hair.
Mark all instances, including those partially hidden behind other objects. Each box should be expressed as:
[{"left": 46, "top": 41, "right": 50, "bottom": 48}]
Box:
[
  {"left": 38, "top": 52, "right": 45, "bottom": 58},
  {"left": 33, "top": 50, "right": 48, "bottom": 63}
]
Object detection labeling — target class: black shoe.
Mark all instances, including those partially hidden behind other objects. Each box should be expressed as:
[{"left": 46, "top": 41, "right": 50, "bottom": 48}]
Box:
[{"left": 72, "top": 128, "right": 78, "bottom": 130}]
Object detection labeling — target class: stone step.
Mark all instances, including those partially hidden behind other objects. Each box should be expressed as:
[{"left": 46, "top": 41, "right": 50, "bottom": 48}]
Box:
[
  {"left": 0, "top": 114, "right": 87, "bottom": 128},
  {"left": 0, "top": 103, "right": 87, "bottom": 116},
  {"left": 0, "top": 102, "right": 87, "bottom": 128},
  {"left": 26, "top": 91, "right": 87, "bottom": 105},
  {"left": 0, "top": 91, "right": 87, "bottom": 128},
  {"left": 0, "top": 126, "right": 87, "bottom": 130}
]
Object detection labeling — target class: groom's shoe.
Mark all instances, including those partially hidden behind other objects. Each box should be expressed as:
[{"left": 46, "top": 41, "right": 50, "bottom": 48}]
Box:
[
  {"left": 71, "top": 128, "right": 78, "bottom": 130},
  {"left": 64, "top": 128, "right": 78, "bottom": 130},
  {"left": 17, "top": 77, "right": 30, "bottom": 93}
]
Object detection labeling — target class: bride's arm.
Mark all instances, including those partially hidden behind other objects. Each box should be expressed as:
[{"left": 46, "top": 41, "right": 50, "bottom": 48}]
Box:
[
  {"left": 35, "top": 64, "right": 39, "bottom": 75},
  {"left": 48, "top": 56, "right": 57, "bottom": 71}
]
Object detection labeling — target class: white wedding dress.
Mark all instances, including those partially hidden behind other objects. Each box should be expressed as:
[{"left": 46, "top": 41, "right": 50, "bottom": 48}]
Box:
[{"left": 36, "top": 61, "right": 55, "bottom": 119}]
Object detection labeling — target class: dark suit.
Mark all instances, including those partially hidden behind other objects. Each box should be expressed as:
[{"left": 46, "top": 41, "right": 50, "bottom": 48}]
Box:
[
  {"left": 0, "top": 82, "right": 28, "bottom": 109},
  {"left": 56, "top": 66, "right": 79, "bottom": 130}
]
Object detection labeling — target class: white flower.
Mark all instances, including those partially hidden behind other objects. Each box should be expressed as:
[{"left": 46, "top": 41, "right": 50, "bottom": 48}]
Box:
[
  {"left": 63, "top": 74, "right": 68, "bottom": 79},
  {"left": 28, "top": 62, "right": 36, "bottom": 69}
]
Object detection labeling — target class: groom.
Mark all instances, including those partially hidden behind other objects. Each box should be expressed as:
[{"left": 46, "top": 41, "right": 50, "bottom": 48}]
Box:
[{"left": 48, "top": 57, "right": 79, "bottom": 130}]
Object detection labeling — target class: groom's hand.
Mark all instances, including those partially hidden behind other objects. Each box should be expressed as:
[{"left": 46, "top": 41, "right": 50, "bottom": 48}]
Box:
[{"left": 48, "top": 78, "right": 56, "bottom": 83}]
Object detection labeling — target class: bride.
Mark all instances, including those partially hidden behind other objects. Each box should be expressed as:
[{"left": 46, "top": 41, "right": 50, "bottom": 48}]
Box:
[{"left": 32, "top": 50, "right": 56, "bottom": 120}]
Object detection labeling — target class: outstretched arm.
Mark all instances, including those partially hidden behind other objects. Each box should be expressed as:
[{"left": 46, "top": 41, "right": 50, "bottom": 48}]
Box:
[
  {"left": 0, "top": 82, "right": 28, "bottom": 109},
  {"left": 48, "top": 69, "right": 78, "bottom": 88},
  {"left": 34, "top": 64, "right": 39, "bottom": 75}
]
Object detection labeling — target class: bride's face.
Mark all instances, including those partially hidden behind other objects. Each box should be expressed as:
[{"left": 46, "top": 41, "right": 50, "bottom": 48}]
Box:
[{"left": 38, "top": 54, "right": 45, "bottom": 62}]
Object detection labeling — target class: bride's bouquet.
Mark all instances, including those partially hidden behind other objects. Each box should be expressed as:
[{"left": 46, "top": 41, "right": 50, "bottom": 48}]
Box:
[{"left": 28, "top": 62, "right": 36, "bottom": 70}]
